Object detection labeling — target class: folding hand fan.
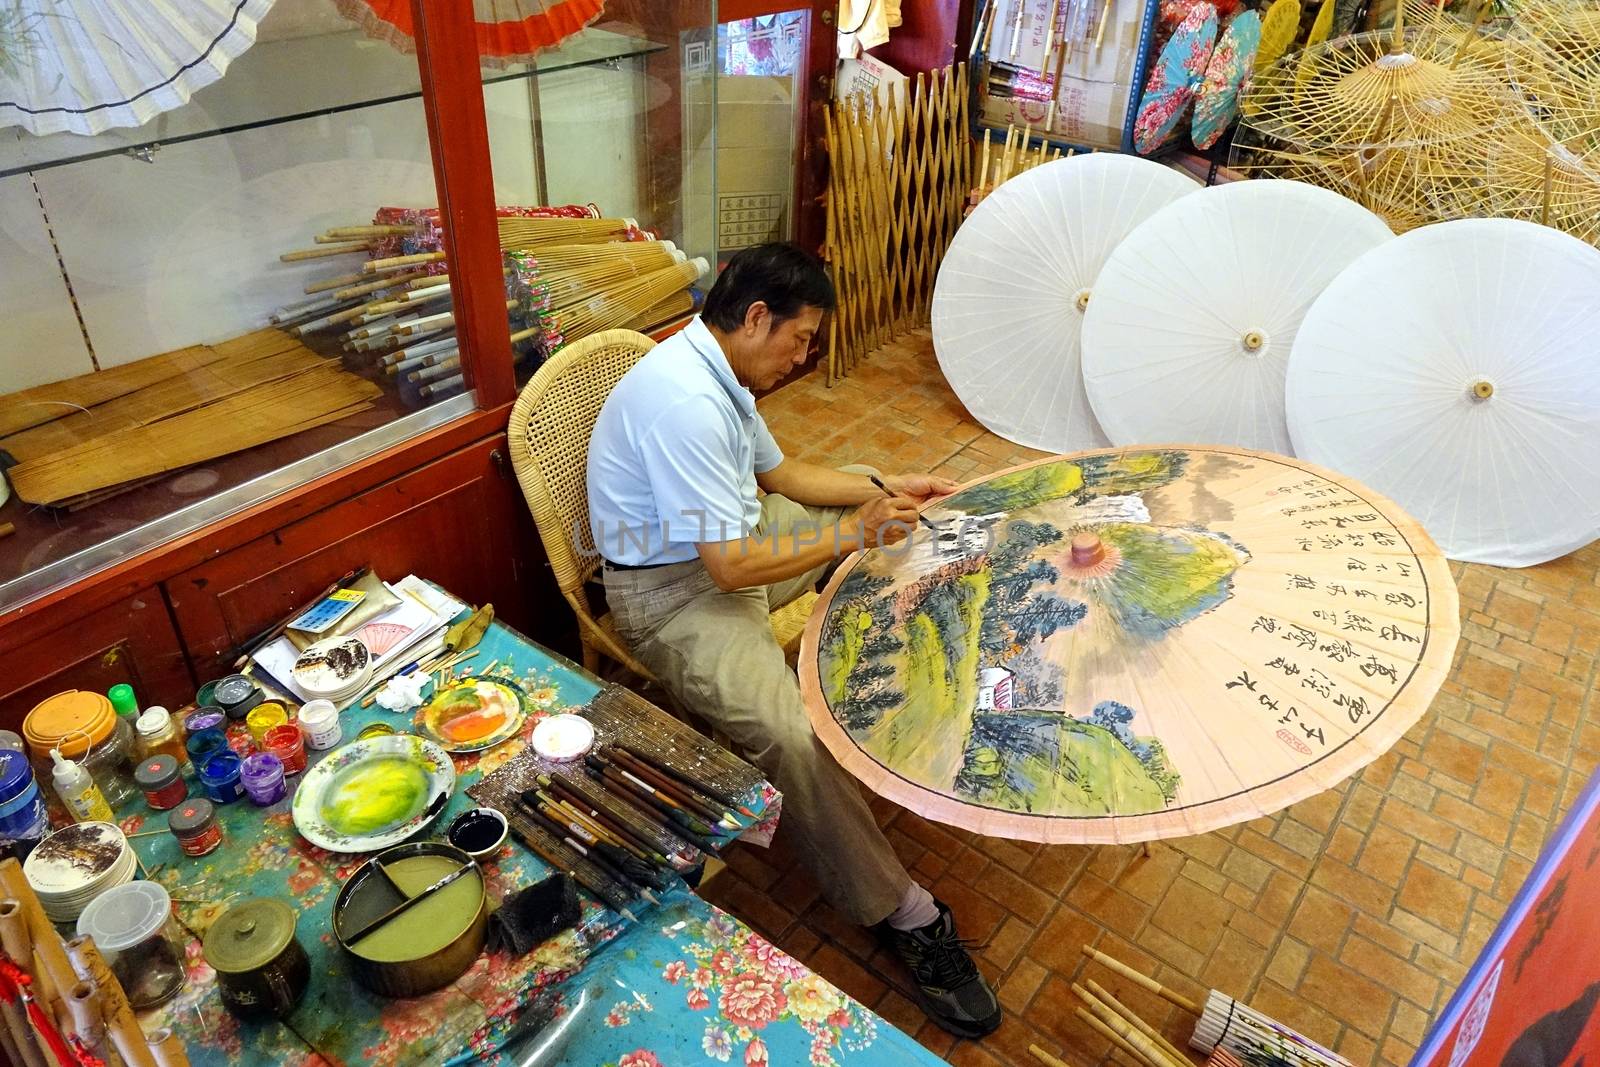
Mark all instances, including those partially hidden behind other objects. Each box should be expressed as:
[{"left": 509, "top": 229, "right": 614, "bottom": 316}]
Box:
[
  {"left": 1287, "top": 218, "right": 1600, "bottom": 567},
  {"left": 1191, "top": 10, "right": 1262, "bottom": 149},
  {"left": 1133, "top": 3, "right": 1220, "bottom": 154},
  {"left": 931, "top": 154, "right": 1201, "bottom": 454},
  {"left": 0, "top": 0, "right": 275, "bottom": 135},
  {"left": 1080, "top": 179, "right": 1392, "bottom": 454}
]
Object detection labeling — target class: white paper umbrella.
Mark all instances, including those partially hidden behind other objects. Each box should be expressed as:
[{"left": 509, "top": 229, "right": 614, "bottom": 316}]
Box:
[
  {"left": 1287, "top": 218, "right": 1600, "bottom": 567},
  {"left": 0, "top": 0, "right": 275, "bottom": 136},
  {"left": 1080, "top": 179, "right": 1393, "bottom": 454},
  {"left": 931, "top": 154, "right": 1200, "bottom": 454}
]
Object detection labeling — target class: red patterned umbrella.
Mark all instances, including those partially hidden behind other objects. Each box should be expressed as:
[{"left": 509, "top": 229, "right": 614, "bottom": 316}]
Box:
[{"left": 335, "top": 0, "right": 604, "bottom": 65}]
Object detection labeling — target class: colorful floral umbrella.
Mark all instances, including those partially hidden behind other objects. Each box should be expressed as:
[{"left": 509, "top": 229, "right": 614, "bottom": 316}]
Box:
[
  {"left": 0, "top": 0, "right": 275, "bottom": 136},
  {"left": 1191, "top": 10, "right": 1262, "bottom": 149},
  {"left": 1133, "top": 2, "right": 1219, "bottom": 154},
  {"left": 334, "top": 0, "right": 603, "bottom": 66},
  {"left": 799, "top": 446, "right": 1458, "bottom": 843}
]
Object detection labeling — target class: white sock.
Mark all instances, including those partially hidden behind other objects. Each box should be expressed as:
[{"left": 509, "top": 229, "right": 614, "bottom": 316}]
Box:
[{"left": 885, "top": 881, "right": 939, "bottom": 931}]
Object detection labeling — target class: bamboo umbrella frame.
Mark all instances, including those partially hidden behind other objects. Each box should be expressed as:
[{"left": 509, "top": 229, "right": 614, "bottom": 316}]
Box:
[{"left": 1232, "top": 20, "right": 1522, "bottom": 230}]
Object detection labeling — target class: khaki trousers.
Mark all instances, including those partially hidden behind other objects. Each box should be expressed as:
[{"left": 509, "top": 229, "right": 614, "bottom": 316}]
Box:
[{"left": 602, "top": 487, "right": 912, "bottom": 926}]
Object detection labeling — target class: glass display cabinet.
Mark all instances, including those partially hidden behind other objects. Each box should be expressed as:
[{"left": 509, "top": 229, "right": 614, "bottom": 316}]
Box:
[
  {"left": 0, "top": 1, "right": 723, "bottom": 721},
  {"left": 0, "top": 1, "right": 716, "bottom": 608}
]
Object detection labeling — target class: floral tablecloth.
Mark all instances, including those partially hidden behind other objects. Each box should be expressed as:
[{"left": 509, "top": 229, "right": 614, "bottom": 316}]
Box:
[{"left": 114, "top": 604, "right": 942, "bottom": 1066}]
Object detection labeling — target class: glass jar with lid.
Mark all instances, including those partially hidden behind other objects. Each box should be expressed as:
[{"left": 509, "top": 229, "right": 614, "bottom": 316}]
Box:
[
  {"left": 23, "top": 691, "right": 139, "bottom": 807},
  {"left": 75, "top": 881, "right": 186, "bottom": 1009}
]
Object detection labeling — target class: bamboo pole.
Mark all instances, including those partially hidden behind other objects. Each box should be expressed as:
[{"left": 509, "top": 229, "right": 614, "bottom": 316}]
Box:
[
  {"left": 279, "top": 241, "right": 371, "bottom": 262},
  {"left": 364, "top": 251, "right": 447, "bottom": 274},
  {"left": 1075, "top": 985, "right": 1185, "bottom": 1067},
  {"left": 66, "top": 937, "right": 158, "bottom": 1067},
  {"left": 1029, "top": 1045, "right": 1074, "bottom": 1067},
  {"left": 1086, "top": 979, "right": 1191, "bottom": 1067},
  {"left": 147, "top": 1028, "right": 190, "bottom": 1067},
  {"left": 303, "top": 270, "right": 366, "bottom": 295},
  {"left": 1080, "top": 945, "right": 1203, "bottom": 1015},
  {"left": 0, "top": 865, "right": 74, "bottom": 1026},
  {"left": 64, "top": 982, "right": 108, "bottom": 1061}
]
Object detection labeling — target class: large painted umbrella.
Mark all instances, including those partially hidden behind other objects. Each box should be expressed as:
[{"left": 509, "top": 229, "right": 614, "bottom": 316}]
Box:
[{"left": 799, "top": 446, "right": 1458, "bottom": 843}]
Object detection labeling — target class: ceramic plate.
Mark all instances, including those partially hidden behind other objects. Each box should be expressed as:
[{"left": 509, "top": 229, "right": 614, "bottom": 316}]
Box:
[
  {"left": 291, "top": 734, "right": 455, "bottom": 853},
  {"left": 413, "top": 677, "right": 528, "bottom": 753}
]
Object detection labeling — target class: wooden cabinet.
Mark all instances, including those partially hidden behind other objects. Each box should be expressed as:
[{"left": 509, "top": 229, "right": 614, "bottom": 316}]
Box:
[
  {"left": 0, "top": 588, "right": 192, "bottom": 735},
  {"left": 167, "top": 432, "right": 569, "bottom": 684},
  {"left": 0, "top": 430, "right": 573, "bottom": 734}
]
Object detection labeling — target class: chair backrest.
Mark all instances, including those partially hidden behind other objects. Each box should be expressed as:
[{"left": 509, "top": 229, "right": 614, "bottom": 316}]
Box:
[{"left": 507, "top": 329, "right": 656, "bottom": 599}]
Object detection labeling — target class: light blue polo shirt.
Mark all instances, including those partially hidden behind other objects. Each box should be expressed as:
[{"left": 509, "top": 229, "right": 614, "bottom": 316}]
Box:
[{"left": 587, "top": 317, "right": 784, "bottom": 565}]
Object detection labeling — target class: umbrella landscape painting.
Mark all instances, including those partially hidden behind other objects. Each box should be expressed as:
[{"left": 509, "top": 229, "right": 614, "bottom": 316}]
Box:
[{"left": 800, "top": 446, "right": 1460, "bottom": 843}]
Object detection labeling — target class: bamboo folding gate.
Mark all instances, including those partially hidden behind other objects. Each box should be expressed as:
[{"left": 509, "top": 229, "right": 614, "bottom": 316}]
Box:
[{"left": 823, "top": 63, "right": 973, "bottom": 384}]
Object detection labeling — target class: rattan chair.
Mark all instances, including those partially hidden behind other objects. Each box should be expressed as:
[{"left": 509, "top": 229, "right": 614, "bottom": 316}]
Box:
[{"left": 507, "top": 329, "right": 815, "bottom": 680}]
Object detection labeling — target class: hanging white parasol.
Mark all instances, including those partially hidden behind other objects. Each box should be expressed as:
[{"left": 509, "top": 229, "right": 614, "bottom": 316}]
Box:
[
  {"left": 1080, "top": 179, "right": 1392, "bottom": 454},
  {"left": 1287, "top": 217, "right": 1600, "bottom": 567},
  {"left": 931, "top": 154, "right": 1200, "bottom": 455},
  {"left": 0, "top": 0, "right": 275, "bottom": 136}
]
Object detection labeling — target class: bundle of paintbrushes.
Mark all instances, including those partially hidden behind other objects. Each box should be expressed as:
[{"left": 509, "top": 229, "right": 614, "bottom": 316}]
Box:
[
  {"left": 1079, "top": 946, "right": 1353, "bottom": 1067},
  {"left": 510, "top": 256, "right": 709, "bottom": 352},
  {"left": 469, "top": 685, "right": 768, "bottom": 920}
]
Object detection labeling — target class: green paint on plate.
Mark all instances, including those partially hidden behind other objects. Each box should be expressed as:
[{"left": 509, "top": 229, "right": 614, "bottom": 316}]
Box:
[{"left": 319, "top": 756, "right": 429, "bottom": 837}]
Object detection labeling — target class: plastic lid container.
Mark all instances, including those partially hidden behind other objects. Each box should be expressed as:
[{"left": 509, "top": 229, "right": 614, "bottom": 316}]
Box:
[
  {"left": 24, "top": 691, "right": 117, "bottom": 760},
  {"left": 108, "top": 685, "right": 138, "bottom": 718},
  {"left": 0, "top": 730, "right": 26, "bottom": 753},
  {"left": 76, "top": 880, "right": 172, "bottom": 957},
  {"left": 135, "top": 707, "right": 173, "bottom": 740}
]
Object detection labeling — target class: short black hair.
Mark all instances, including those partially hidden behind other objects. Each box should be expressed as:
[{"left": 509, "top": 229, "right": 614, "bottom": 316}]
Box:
[{"left": 701, "top": 243, "right": 836, "bottom": 332}]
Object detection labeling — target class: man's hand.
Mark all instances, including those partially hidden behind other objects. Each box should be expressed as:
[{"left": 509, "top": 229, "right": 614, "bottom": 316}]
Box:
[
  {"left": 848, "top": 495, "right": 922, "bottom": 548},
  {"left": 879, "top": 472, "right": 960, "bottom": 503}
]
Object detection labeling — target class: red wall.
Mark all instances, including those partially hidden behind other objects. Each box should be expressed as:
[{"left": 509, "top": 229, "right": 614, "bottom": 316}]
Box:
[{"left": 867, "top": 0, "right": 977, "bottom": 77}]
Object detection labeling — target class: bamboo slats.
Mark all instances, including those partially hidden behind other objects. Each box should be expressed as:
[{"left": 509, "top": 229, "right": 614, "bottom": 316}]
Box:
[
  {"left": 824, "top": 62, "right": 972, "bottom": 384},
  {"left": 0, "top": 345, "right": 229, "bottom": 438}
]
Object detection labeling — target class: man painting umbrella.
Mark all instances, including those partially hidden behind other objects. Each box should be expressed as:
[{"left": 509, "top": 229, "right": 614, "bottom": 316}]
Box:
[{"left": 588, "top": 243, "right": 1001, "bottom": 1037}]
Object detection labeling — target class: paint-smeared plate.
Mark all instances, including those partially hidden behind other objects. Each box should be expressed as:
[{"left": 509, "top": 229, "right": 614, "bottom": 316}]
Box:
[
  {"left": 291, "top": 734, "right": 455, "bottom": 853},
  {"left": 413, "top": 677, "right": 528, "bottom": 753}
]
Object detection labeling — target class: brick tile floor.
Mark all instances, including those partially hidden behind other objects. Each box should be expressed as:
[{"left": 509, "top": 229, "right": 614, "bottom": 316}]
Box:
[{"left": 694, "top": 328, "right": 1600, "bottom": 1066}]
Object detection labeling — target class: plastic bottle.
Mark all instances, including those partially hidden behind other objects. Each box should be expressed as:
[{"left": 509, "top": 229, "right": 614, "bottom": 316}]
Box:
[
  {"left": 108, "top": 684, "right": 139, "bottom": 721},
  {"left": 51, "top": 748, "right": 114, "bottom": 823}
]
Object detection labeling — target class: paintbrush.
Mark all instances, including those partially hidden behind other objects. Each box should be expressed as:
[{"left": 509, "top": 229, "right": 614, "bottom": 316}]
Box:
[
  {"left": 520, "top": 799, "right": 657, "bottom": 904},
  {"left": 511, "top": 803, "right": 638, "bottom": 920},
  {"left": 586, "top": 755, "right": 717, "bottom": 836},
  {"left": 585, "top": 762, "right": 723, "bottom": 853},
  {"left": 613, "top": 742, "right": 753, "bottom": 813},
  {"left": 234, "top": 565, "right": 366, "bottom": 669},
  {"left": 867, "top": 475, "right": 941, "bottom": 533},
  {"left": 541, "top": 775, "right": 673, "bottom": 867},
  {"left": 607, "top": 748, "right": 739, "bottom": 829}
]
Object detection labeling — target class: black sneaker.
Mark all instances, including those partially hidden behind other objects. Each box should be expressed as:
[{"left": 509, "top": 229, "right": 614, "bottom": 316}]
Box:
[{"left": 877, "top": 900, "right": 1002, "bottom": 1038}]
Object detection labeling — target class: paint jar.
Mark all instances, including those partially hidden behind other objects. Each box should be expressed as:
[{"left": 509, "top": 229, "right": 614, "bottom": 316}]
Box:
[
  {"left": 263, "top": 725, "right": 306, "bottom": 776},
  {"left": 297, "top": 700, "right": 342, "bottom": 751},
  {"left": 168, "top": 799, "right": 223, "bottom": 857},
  {"left": 186, "top": 730, "right": 228, "bottom": 769},
  {"left": 133, "top": 755, "right": 187, "bottom": 811},
  {"left": 240, "top": 754, "right": 286, "bottom": 807},
  {"left": 184, "top": 708, "right": 226, "bottom": 739},
  {"left": 135, "top": 707, "right": 186, "bottom": 766},
  {"left": 108, "top": 684, "right": 139, "bottom": 721},
  {"left": 198, "top": 752, "right": 245, "bottom": 805},
  {"left": 356, "top": 722, "right": 396, "bottom": 742},
  {"left": 0, "top": 751, "right": 48, "bottom": 840},
  {"left": 246, "top": 703, "right": 289, "bottom": 747},
  {"left": 0, "top": 731, "right": 25, "bottom": 753},
  {"left": 214, "top": 675, "right": 262, "bottom": 721}
]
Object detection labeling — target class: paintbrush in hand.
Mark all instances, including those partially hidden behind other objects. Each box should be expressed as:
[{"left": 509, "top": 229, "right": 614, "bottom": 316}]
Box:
[{"left": 868, "top": 475, "right": 941, "bottom": 533}]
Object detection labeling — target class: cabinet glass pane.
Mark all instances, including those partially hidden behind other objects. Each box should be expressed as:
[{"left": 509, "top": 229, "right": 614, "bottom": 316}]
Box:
[
  {"left": 0, "top": 1, "right": 470, "bottom": 608},
  {"left": 477, "top": 1, "right": 719, "bottom": 382},
  {"left": 716, "top": 10, "right": 809, "bottom": 262}
]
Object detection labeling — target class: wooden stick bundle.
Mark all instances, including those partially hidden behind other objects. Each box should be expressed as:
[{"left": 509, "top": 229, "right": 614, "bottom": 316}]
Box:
[
  {"left": 497, "top": 215, "right": 638, "bottom": 248},
  {"left": 543, "top": 260, "right": 705, "bottom": 343}
]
